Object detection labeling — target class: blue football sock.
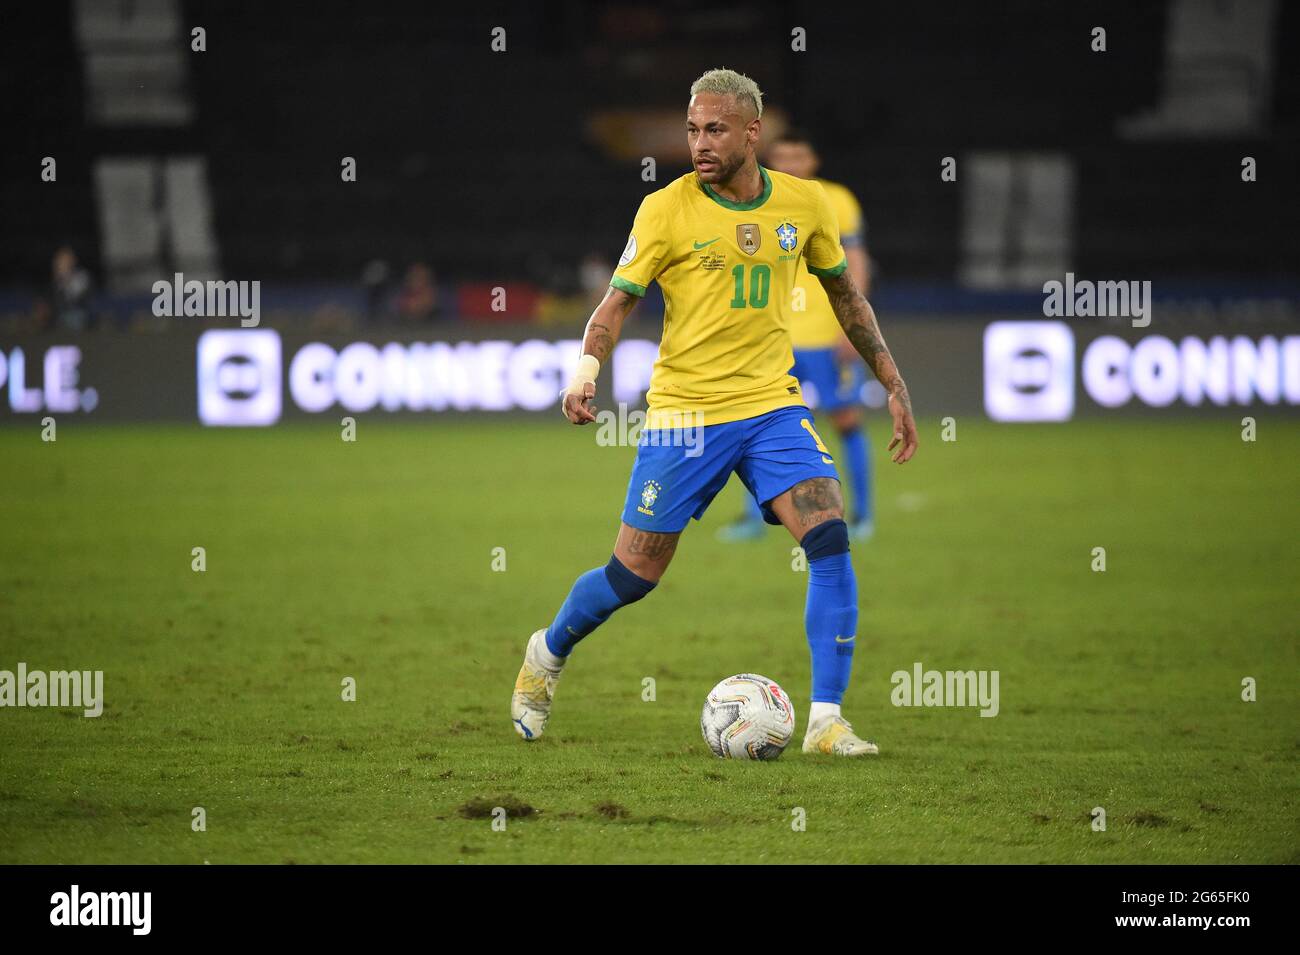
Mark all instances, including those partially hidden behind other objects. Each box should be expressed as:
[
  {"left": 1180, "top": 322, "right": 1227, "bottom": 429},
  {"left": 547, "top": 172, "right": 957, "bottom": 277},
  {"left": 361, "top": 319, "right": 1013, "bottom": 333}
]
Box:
[
  {"left": 544, "top": 556, "right": 656, "bottom": 657},
  {"left": 839, "top": 427, "right": 871, "bottom": 524},
  {"left": 801, "top": 520, "right": 857, "bottom": 704}
]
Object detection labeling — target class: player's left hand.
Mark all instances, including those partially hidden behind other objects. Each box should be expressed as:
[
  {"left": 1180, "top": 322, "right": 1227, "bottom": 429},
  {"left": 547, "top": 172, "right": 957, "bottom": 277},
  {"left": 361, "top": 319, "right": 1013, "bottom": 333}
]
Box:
[{"left": 887, "top": 391, "right": 918, "bottom": 464}]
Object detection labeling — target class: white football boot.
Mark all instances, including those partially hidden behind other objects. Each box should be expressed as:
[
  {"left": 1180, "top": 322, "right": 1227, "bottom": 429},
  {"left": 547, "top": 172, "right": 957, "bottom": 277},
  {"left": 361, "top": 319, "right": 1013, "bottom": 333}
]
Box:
[
  {"left": 511, "top": 629, "right": 563, "bottom": 740},
  {"left": 802, "top": 715, "right": 880, "bottom": 756}
]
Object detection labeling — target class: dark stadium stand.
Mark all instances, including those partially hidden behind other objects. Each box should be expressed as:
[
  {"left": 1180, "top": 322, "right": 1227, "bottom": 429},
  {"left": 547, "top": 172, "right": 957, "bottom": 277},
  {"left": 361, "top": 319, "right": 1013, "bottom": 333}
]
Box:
[{"left": 2, "top": 0, "right": 1297, "bottom": 309}]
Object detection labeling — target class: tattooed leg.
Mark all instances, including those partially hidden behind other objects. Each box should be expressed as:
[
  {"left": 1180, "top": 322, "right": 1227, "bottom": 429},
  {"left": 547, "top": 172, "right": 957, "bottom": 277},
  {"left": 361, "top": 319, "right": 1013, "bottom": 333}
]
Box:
[
  {"left": 613, "top": 523, "right": 681, "bottom": 582},
  {"left": 769, "top": 477, "right": 846, "bottom": 541}
]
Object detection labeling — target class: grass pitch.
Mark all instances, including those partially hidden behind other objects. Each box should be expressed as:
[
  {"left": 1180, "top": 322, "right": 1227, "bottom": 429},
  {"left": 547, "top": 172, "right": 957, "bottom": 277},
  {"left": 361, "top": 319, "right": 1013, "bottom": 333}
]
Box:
[{"left": 0, "top": 416, "right": 1296, "bottom": 863}]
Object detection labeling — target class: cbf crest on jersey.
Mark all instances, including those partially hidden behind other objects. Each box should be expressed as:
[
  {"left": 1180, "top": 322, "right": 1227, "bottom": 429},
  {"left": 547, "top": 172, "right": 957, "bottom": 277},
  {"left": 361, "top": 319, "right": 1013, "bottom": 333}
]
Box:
[
  {"left": 637, "top": 479, "right": 662, "bottom": 516},
  {"left": 776, "top": 221, "right": 798, "bottom": 252},
  {"left": 736, "top": 223, "right": 760, "bottom": 256}
]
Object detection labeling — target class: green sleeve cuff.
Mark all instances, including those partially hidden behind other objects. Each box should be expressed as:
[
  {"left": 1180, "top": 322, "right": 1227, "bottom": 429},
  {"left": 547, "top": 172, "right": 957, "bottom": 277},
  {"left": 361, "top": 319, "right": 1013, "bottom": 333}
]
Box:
[
  {"left": 807, "top": 257, "right": 848, "bottom": 278},
  {"left": 609, "top": 276, "right": 647, "bottom": 297}
]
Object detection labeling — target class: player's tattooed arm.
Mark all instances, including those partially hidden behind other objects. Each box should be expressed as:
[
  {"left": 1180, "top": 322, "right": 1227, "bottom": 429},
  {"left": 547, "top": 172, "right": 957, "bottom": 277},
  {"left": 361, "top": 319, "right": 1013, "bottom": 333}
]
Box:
[
  {"left": 583, "top": 286, "right": 639, "bottom": 364},
  {"left": 818, "top": 271, "right": 919, "bottom": 463},
  {"left": 818, "top": 271, "right": 905, "bottom": 402},
  {"left": 562, "top": 287, "right": 640, "bottom": 424}
]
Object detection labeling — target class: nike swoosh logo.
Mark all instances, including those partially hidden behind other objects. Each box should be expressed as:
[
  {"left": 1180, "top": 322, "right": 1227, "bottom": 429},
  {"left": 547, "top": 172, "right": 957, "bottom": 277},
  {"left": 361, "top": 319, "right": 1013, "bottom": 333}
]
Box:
[
  {"left": 835, "top": 635, "right": 855, "bottom": 643},
  {"left": 693, "top": 238, "right": 721, "bottom": 249}
]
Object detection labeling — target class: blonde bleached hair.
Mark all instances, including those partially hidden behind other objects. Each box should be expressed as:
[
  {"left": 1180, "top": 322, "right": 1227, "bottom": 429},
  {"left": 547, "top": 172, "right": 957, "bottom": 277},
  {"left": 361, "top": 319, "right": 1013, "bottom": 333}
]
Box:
[{"left": 689, "top": 68, "right": 764, "bottom": 119}]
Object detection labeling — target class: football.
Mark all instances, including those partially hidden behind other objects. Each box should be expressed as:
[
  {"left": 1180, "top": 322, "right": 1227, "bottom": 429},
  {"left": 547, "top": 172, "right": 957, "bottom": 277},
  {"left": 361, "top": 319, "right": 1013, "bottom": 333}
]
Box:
[{"left": 700, "top": 673, "right": 796, "bottom": 760}]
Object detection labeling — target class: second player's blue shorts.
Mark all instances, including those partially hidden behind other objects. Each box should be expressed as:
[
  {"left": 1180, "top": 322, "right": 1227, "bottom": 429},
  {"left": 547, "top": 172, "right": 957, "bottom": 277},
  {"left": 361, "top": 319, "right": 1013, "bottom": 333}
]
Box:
[
  {"left": 791, "top": 347, "right": 866, "bottom": 412},
  {"left": 620, "top": 405, "right": 840, "bottom": 533}
]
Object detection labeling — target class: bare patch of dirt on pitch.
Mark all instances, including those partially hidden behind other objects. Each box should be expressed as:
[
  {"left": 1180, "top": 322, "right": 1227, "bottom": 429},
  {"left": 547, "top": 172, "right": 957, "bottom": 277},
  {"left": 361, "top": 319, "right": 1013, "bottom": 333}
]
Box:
[
  {"left": 1130, "top": 810, "right": 1170, "bottom": 828},
  {"left": 594, "top": 801, "right": 629, "bottom": 820},
  {"left": 457, "top": 795, "right": 537, "bottom": 819}
]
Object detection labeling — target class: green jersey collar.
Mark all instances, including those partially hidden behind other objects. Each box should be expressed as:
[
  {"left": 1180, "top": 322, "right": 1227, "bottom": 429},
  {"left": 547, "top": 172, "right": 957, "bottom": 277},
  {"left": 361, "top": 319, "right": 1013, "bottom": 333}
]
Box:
[{"left": 699, "top": 165, "right": 772, "bottom": 211}]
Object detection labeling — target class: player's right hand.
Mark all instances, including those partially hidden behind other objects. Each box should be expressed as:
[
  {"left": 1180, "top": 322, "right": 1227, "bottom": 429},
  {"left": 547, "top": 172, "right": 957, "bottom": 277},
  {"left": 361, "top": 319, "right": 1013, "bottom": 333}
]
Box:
[{"left": 561, "top": 381, "right": 598, "bottom": 424}]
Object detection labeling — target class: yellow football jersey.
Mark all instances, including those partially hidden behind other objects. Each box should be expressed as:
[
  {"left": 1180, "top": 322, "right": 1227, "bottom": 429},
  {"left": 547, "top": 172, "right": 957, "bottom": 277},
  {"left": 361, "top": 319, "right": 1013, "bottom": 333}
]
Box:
[
  {"left": 788, "top": 178, "right": 865, "bottom": 350},
  {"left": 610, "top": 166, "right": 846, "bottom": 426}
]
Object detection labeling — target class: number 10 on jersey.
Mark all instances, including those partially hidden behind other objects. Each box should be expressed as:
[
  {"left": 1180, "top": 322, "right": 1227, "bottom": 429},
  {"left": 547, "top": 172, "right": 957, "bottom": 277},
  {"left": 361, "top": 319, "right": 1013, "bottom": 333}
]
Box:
[{"left": 729, "top": 264, "right": 771, "bottom": 309}]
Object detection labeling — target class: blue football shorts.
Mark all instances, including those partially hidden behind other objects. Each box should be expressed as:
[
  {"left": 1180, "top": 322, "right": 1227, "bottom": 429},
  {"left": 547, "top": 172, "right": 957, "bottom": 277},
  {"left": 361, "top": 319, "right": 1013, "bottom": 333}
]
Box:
[{"left": 621, "top": 405, "right": 840, "bottom": 533}]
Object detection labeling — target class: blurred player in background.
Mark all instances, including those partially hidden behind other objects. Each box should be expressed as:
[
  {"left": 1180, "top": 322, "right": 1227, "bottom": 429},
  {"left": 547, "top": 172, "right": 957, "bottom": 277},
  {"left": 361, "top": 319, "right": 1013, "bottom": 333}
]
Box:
[
  {"left": 719, "top": 129, "right": 875, "bottom": 542},
  {"left": 512, "top": 69, "right": 917, "bottom": 757}
]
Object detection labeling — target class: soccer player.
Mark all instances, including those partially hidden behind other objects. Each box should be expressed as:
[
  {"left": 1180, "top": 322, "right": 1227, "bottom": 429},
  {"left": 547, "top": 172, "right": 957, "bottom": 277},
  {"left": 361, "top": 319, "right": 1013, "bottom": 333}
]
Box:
[
  {"left": 511, "top": 69, "right": 917, "bottom": 756},
  {"left": 718, "top": 129, "right": 876, "bottom": 541}
]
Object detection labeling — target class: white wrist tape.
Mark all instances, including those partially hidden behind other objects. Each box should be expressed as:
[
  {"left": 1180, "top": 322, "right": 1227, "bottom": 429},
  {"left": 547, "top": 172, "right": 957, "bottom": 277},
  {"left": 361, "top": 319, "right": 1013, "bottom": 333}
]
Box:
[
  {"left": 560, "top": 354, "right": 600, "bottom": 416},
  {"left": 565, "top": 354, "right": 601, "bottom": 394}
]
